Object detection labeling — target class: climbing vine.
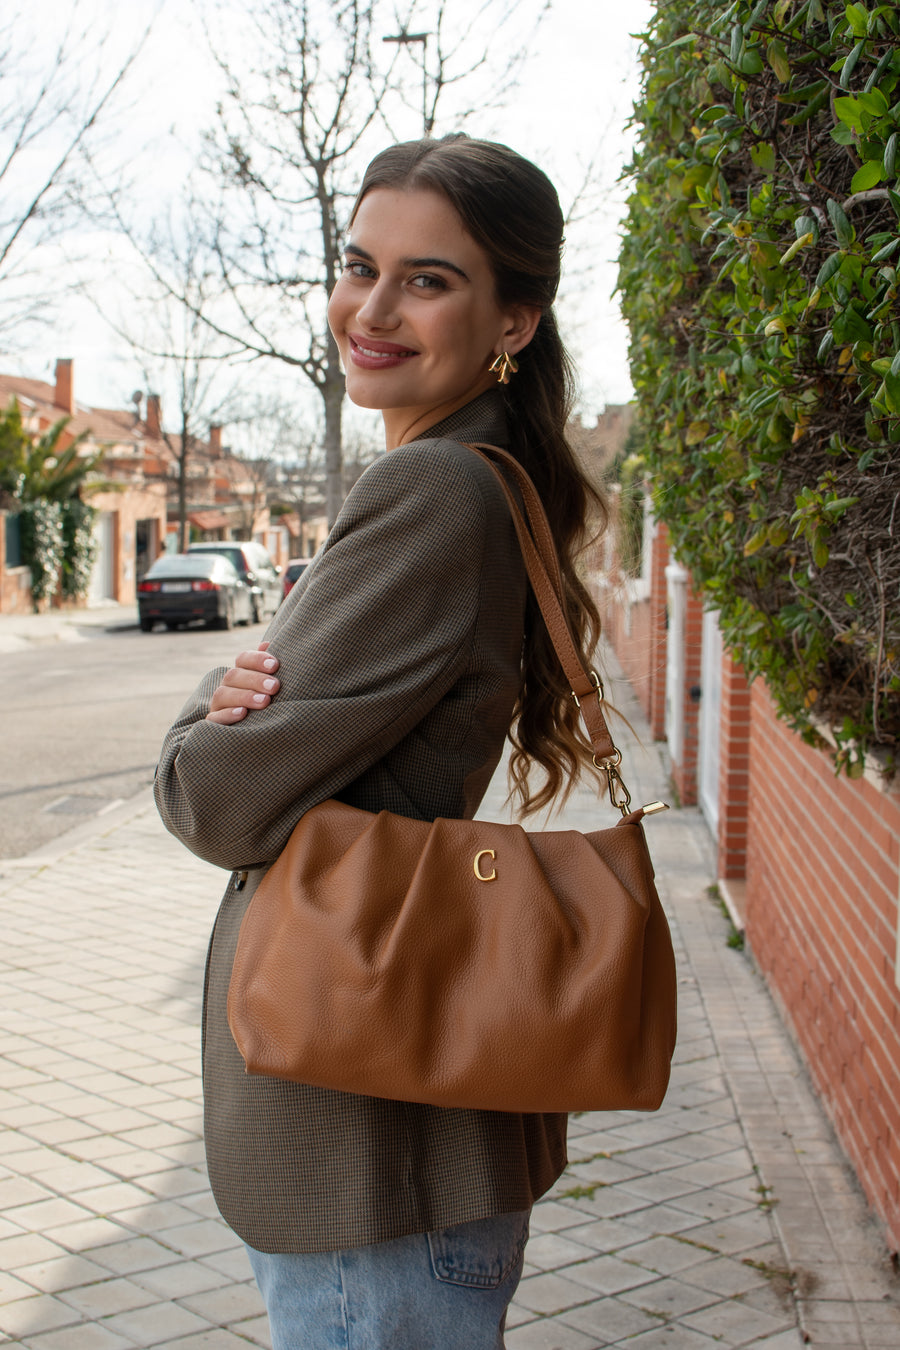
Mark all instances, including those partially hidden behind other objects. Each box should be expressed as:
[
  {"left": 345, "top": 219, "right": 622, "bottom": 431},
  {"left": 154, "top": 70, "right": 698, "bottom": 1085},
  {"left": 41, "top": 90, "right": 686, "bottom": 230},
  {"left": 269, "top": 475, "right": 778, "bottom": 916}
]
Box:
[{"left": 619, "top": 0, "right": 900, "bottom": 775}]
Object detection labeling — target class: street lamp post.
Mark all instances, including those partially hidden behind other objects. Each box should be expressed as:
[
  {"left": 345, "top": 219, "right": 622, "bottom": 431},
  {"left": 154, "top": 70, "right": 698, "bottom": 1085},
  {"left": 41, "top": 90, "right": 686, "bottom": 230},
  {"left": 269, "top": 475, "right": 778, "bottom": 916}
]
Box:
[{"left": 383, "top": 30, "right": 430, "bottom": 137}]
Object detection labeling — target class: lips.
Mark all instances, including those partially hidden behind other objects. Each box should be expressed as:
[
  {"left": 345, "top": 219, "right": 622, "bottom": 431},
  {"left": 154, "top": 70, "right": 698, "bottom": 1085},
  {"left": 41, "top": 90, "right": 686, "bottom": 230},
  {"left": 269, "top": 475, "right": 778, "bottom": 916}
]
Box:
[{"left": 348, "top": 334, "right": 418, "bottom": 369}]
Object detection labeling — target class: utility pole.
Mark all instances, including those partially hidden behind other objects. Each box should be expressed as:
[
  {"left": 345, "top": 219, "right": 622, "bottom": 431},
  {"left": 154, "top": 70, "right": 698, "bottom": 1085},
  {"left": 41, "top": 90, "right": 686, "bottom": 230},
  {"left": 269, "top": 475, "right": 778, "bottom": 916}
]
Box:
[{"left": 383, "top": 30, "right": 430, "bottom": 136}]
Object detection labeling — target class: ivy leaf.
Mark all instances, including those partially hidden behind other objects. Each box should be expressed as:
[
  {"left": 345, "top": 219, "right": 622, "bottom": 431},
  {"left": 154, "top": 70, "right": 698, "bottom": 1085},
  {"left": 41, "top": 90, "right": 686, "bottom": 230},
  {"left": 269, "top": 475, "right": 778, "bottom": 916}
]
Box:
[
  {"left": 685, "top": 420, "right": 711, "bottom": 445},
  {"left": 827, "top": 199, "right": 855, "bottom": 246},
  {"left": 767, "top": 39, "right": 791, "bottom": 82},
  {"left": 743, "top": 527, "right": 768, "bottom": 556},
  {"left": 844, "top": 5, "right": 870, "bottom": 39},
  {"left": 839, "top": 39, "right": 866, "bottom": 89},
  {"left": 833, "top": 96, "right": 866, "bottom": 132},
  {"left": 780, "top": 231, "right": 814, "bottom": 264},
  {"left": 815, "top": 251, "right": 845, "bottom": 288},
  {"left": 851, "top": 160, "right": 885, "bottom": 192}
]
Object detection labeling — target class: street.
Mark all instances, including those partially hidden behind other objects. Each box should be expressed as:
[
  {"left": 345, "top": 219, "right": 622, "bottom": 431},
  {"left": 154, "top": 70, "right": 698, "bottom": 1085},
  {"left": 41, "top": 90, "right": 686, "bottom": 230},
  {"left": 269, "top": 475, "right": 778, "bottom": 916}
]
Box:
[{"left": 0, "top": 620, "right": 269, "bottom": 858}]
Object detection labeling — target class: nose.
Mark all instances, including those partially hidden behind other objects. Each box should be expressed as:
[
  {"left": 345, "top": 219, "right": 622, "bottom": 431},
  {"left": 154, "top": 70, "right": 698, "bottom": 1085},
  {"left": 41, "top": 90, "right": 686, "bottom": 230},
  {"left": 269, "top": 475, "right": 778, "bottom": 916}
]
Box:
[{"left": 356, "top": 277, "right": 400, "bottom": 331}]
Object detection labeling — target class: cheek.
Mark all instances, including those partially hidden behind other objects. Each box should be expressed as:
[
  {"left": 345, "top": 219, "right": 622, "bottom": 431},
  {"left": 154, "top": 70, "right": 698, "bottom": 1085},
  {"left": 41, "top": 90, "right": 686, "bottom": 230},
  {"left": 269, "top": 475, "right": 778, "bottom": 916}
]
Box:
[{"left": 327, "top": 283, "right": 349, "bottom": 338}]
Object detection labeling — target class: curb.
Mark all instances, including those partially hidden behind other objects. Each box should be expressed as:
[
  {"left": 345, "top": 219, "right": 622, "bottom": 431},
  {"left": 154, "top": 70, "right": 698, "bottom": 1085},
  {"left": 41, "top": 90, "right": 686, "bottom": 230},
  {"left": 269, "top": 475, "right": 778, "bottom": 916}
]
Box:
[{"left": 0, "top": 787, "right": 157, "bottom": 872}]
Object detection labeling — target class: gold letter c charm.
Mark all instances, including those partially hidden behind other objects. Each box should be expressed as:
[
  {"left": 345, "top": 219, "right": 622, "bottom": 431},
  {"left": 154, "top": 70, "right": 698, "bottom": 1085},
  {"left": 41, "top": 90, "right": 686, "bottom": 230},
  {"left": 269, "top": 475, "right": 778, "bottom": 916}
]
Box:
[{"left": 473, "top": 849, "right": 497, "bottom": 882}]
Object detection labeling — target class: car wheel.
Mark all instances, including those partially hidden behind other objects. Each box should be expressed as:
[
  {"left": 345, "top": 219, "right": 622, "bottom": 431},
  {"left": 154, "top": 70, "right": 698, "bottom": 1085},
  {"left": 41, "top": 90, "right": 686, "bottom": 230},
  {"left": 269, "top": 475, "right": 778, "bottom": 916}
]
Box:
[
  {"left": 250, "top": 598, "right": 261, "bottom": 624},
  {"left": 140, "top": 617, "right": 153, "bottom": 633},
  {"left": 217, "top": 599, "right": 233, "bottom": 631}
]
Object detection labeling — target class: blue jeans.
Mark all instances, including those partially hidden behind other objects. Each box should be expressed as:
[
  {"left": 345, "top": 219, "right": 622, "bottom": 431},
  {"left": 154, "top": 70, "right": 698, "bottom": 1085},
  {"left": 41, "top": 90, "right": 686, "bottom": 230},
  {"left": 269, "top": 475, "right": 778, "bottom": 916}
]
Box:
[{"left": 246, "top": 1209, "right": 530, "bottom": 1349}]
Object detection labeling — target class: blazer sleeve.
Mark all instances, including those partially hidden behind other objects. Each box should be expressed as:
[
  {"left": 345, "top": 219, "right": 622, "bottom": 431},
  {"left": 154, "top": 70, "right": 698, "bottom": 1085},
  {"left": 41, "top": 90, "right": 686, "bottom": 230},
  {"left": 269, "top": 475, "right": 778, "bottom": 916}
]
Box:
[{"left": 154, "top": 440, "right": 497, "bottom": 871}]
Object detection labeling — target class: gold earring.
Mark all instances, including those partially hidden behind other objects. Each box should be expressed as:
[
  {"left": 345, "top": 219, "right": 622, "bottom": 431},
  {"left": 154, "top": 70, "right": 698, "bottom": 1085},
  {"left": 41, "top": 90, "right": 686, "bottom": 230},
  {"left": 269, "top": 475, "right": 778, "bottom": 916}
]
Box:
[{"left": 489, "top": 351, "right": 518, "bottom": 385}]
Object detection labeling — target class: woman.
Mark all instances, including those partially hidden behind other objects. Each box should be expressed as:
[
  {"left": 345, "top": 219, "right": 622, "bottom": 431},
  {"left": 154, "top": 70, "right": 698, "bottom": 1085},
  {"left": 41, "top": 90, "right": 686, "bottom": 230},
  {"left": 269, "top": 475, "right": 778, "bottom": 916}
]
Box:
[{"left": 155, "top": 134, "right": 604, "bottom": 1349}]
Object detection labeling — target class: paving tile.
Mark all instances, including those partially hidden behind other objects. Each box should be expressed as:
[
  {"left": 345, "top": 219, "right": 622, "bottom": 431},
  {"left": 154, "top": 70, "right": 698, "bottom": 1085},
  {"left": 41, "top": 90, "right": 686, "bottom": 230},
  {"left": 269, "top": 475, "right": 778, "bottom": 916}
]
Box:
[
  {"left": 513, "top": 1272, "right": 598, "bottom": 1316},
  {"left": 617, "top": 1236, "right": 714, "bottom": 1277},
  {"left": 58, "top": 1277, "right": 157, "bottom": 1319},
  {"left": 619, "top": 1274, "right": 718, "bottom": 1319},
  {"left": 179, "top": 1282, "right": 266, "bottom": 1325},
  {"left": 12, "top": 1255, "right": 111, "bottom": 1295},
  {"left": 617, "top": 1325, "right": 721, "bottom": 1349},
  {"left": 561, "top": 1295, "right": 662, "bottom": 1343},
  {"left": 21, "top": 1324, "right": 134, "bottom": 1350},
  {"left": 132, "top": 1262, "right": 230, "bottom": 1301},
  {"left": 0, "top": 1293, "right": 80, "bottom": 1338},
  {"left": 153, "top": 1331, "right": 275, "bottom": 1349},
  {"left": 683, "top": 1294, "right": 799, "bottom": 1342},
  {"left": 560, "top": 1255, "right": 658, "bottom": 1298},
  {"left": 103, "top": 1299, "right": 212, "bottom": 1343},
  {"left": 82, "top": 1236, "right": 182, "bottom": 1277},
  {"left": 505, "top": 1318, "right": 599, "bottom": 1349}
]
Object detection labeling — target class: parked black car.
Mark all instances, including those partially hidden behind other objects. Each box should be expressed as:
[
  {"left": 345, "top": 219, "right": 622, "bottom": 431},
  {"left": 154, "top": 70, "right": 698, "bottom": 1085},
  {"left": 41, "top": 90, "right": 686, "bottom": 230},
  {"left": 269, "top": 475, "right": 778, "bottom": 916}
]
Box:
[
  {"left": 138, "top": 553, "right": 254, "bottom": 632},
  {"left": 187, "top": 541, "right": 281, "bottom": 622}
]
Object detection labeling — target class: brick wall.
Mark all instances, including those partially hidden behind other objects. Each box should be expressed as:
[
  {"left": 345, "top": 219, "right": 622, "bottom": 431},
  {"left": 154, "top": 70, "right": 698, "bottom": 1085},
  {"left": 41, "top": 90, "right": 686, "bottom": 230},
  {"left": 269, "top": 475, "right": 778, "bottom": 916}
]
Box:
[
  {"left": 595, "top": 517, "right": 669, "bottom": 732},
  {"left": 746, "top": 683, "right": 900, "bottom": 1249},
  {"left": 717, "top": 655, "right": 752, "bottom": 880}
]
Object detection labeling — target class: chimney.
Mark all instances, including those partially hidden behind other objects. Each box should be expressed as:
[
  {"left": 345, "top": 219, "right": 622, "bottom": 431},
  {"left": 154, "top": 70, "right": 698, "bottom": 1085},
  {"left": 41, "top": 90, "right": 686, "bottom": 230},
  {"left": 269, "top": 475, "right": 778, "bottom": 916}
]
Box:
[
  {"left": 209, "top": 424, "right": 222, "bottom": 459},
  {"left": 146, "top": 393, "right": 161, "bottom": 438},
  {"left": 55, "top": 359, "right": 75, "bottom": 414}
]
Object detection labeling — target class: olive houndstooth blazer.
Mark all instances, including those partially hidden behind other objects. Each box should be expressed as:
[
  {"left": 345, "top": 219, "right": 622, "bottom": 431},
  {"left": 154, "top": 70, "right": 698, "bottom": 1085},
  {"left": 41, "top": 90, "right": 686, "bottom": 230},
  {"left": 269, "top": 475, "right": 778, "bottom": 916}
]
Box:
[{"left": 154, "top": 392, "right": 568, "bottom": 1254}]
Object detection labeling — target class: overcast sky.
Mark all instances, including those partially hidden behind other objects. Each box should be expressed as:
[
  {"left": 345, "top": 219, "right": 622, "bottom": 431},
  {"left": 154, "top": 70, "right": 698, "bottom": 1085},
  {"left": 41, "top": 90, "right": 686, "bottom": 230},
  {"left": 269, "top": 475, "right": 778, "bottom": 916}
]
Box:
[{"left": 8, "top": 0, "right": 654, "bottom": 427}]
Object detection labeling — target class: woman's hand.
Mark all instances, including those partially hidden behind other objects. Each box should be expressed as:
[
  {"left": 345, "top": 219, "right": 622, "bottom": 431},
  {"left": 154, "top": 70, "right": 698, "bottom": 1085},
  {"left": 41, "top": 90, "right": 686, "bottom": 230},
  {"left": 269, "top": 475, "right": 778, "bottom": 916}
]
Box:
[{"left": 206, "top": 642, "right": 281, "bottom": 724}]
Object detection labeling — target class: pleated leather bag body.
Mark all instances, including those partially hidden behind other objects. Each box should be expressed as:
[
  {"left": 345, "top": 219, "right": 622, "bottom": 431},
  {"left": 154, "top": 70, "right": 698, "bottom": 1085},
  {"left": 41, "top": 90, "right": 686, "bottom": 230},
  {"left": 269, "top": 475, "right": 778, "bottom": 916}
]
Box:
[{"left": 227, "top": 444, "right": 677, "bottom": 1114}]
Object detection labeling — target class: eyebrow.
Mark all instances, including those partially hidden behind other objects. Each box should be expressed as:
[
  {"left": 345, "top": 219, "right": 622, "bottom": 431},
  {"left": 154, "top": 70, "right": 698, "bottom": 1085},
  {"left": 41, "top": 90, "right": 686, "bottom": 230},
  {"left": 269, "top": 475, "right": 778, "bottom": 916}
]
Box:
[{"left": 344, "top": 242, "right": 470, "bottom": 282}]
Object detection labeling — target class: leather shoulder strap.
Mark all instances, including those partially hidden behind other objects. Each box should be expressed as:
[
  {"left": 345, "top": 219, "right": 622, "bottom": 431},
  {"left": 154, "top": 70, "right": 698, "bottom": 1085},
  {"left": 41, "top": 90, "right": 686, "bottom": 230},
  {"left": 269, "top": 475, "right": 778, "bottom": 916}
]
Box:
[{"left": 463, "top": 442, "right": 617, "bottom": 763}]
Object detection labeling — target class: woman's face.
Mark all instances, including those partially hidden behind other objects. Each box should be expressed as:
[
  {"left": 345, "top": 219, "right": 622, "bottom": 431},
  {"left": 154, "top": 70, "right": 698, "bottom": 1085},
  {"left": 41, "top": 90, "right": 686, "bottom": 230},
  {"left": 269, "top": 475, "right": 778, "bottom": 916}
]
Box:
[{"left": 328, "top": 186, "right": 538, "bottom": 448}]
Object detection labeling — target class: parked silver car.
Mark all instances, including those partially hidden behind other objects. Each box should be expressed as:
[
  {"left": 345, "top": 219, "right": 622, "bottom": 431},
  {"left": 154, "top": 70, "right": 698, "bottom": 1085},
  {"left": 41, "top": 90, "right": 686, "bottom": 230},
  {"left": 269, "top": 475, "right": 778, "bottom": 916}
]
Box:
[{"left": 187, "top": 541, "right": 281, "bottom": 622}]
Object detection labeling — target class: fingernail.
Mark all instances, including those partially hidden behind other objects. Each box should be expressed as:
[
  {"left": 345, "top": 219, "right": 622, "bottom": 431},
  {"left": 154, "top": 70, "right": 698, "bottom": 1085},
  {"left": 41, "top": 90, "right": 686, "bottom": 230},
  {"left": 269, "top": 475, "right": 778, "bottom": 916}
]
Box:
[
  {"left": 263, "top": 657, "right": 277, "bottom": 670},
  {"left": 263, "top": 678, "right": 277, "bottom": 691},
  {"left": 253, "top": 693, "right": 266, "bottom": 705}
]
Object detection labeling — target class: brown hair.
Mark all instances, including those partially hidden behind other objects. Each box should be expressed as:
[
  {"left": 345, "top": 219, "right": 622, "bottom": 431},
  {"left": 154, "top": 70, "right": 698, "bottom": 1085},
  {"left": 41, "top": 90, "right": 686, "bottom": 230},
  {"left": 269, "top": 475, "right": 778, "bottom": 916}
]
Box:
[{"left": 353, "top": 135, "right": 607, "bottom": 814}]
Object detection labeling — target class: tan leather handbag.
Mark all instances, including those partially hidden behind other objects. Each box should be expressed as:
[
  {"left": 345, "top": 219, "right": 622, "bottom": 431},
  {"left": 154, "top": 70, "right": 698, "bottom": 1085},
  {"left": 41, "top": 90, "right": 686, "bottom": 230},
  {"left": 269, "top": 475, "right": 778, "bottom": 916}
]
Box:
[{"left": 227, "top": 444, "right": 677, "bottom": 1114}]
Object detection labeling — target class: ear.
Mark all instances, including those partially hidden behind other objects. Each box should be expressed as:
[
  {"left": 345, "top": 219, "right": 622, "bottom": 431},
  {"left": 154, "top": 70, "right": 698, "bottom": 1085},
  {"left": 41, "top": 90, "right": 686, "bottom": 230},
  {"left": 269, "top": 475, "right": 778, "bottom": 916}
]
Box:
[{"left": 496, "top": 305, "right": 542, "bottom": 358}]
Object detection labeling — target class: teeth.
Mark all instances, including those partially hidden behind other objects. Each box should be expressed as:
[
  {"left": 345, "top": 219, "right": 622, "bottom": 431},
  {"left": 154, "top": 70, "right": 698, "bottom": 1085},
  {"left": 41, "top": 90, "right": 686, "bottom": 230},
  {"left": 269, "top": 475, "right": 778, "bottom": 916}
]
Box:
[{"left": 356, "top": 343, "right": 413, "bottom": 358}]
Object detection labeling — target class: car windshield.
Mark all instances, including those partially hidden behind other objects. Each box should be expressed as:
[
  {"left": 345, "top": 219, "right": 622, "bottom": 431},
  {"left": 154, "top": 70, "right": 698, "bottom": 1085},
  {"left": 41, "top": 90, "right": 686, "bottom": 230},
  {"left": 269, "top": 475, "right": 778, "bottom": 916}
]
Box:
[
  {"left": 190, "top": 545, "right": 246, "bottom": 571},
  {"left": 145, "top": 554, "right": 236, "bottom": 580}
]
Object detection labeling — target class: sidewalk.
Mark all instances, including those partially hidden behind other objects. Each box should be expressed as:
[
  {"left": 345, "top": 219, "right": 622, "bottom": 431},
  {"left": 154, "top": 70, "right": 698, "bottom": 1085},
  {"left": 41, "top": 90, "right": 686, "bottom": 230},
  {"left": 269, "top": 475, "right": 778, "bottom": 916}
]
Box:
[
  {"left": 0, "top": 604, "right": 138, "bottom": 653},
  {"left": 0, "top": 660, "right": 898, "bottom": 1348}
]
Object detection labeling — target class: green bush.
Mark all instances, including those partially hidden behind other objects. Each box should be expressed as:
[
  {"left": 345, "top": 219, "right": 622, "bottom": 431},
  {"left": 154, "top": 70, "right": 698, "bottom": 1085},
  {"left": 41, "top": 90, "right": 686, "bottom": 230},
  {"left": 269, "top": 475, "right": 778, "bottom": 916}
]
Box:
[{"left": 619, "top": 0, "right": 900, "bottom": 776}]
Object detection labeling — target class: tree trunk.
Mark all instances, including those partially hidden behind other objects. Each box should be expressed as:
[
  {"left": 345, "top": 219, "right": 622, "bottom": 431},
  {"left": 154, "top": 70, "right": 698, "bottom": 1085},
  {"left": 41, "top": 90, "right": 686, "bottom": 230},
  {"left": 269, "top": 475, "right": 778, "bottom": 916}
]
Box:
[{"left": 322, "top": 335, "right": 344, "bottom": 529}]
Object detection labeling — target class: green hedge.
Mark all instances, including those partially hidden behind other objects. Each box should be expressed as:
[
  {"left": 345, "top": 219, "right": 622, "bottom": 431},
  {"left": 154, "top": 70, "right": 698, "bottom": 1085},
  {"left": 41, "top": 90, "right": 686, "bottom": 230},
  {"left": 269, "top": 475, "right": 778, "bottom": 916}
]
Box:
[{"left": 619, "top": 0, "right": 900, "bottom": 776}]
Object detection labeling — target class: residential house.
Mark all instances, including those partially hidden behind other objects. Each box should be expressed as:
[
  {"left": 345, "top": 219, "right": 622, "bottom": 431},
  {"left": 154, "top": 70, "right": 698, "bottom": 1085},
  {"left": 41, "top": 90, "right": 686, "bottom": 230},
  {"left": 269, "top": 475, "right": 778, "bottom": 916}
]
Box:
[{"left": 0, "top": 360, "right": 167, "bottom": 614}]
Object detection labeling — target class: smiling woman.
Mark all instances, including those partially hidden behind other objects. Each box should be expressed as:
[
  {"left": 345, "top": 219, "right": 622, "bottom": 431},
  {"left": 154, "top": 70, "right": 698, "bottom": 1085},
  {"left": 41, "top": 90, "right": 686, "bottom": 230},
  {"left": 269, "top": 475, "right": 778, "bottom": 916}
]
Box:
[
  {"left": 155, "top": 133, "right": 608, "bottom": 1350},
  {"left": 328, "top": 187, "right": 540, "bottom": 449}
]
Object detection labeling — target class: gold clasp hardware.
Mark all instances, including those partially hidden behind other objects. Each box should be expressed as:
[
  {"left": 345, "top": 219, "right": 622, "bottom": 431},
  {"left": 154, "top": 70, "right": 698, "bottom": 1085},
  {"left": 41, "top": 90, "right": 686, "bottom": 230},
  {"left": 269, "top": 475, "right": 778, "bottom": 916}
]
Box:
[
  {"left": 473, "top": 849, "right": 497, "bottom": 882},
  {"left": 592, "top": 748, "right": 632, "bottom": 818},
  {"left": 572, "top": 669, "right": 605, "bottom": 711}
]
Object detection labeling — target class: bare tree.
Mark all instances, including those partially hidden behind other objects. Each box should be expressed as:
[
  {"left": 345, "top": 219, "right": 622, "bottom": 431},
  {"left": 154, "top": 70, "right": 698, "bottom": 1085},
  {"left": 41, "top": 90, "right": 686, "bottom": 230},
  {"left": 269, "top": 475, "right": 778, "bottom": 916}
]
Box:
[
  {"left": 102, "top": 208, "right": 240, "bottom": 550},
  {"left": 226, "top": 394, "right": 325, "bottom": 554},
  {"left": 166, "top": 0, "right": 548, "bottom": 525},
  {"left": 0, "top": 2, "right": 152, "bottom": 348}
]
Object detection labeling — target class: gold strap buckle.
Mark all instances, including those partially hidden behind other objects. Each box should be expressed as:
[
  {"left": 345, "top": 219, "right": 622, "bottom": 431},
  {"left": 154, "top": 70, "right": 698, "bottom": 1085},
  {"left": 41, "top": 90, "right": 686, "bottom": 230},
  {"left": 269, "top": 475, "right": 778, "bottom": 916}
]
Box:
[{"left": 571, "top": 669, "right": 605, "bottom": 710}]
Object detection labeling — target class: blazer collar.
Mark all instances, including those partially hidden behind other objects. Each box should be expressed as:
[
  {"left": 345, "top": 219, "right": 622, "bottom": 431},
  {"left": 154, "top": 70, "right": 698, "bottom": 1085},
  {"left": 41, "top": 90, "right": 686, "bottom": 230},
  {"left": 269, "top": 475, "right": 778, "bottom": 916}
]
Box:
[{"left": 418, "top": 390, "right": 509, "bottom": 449}]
